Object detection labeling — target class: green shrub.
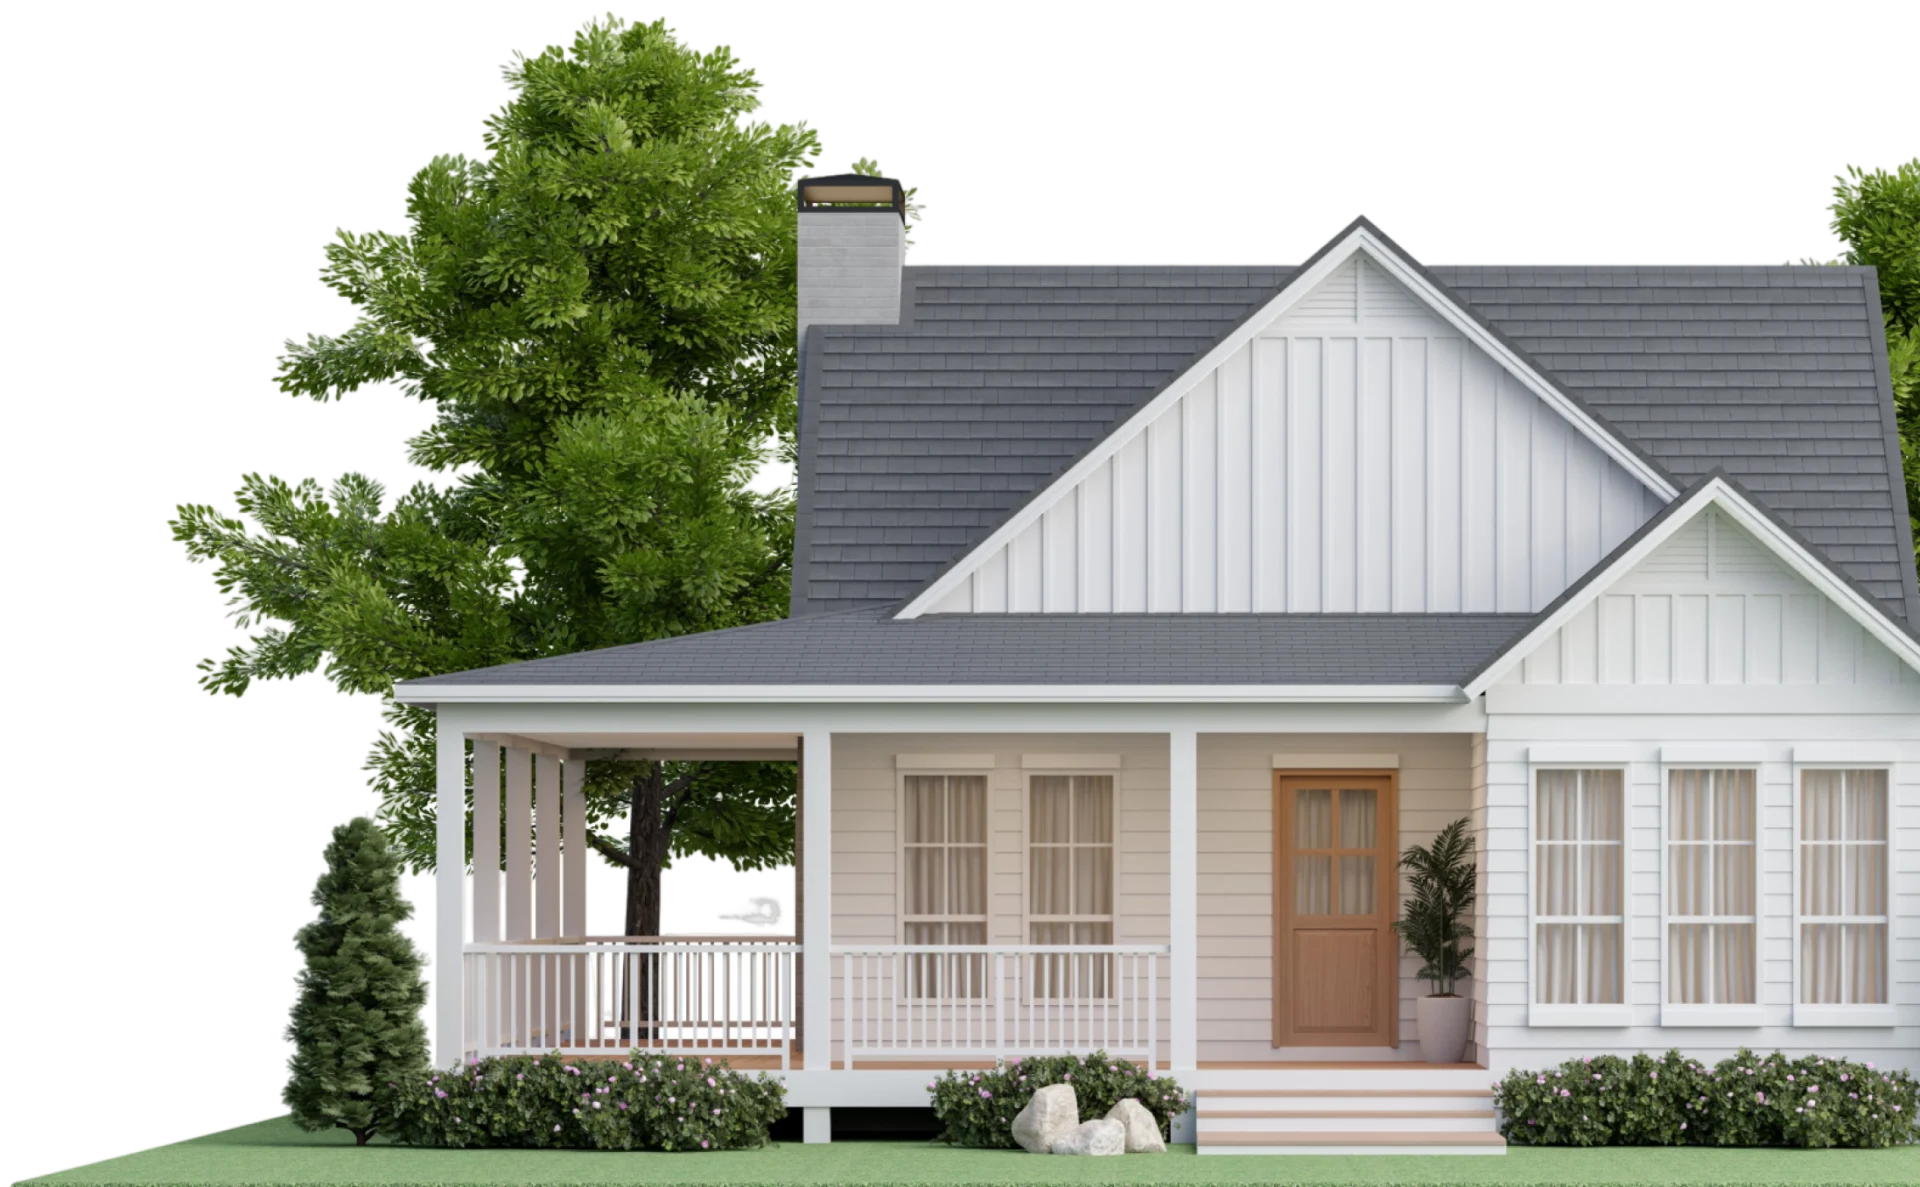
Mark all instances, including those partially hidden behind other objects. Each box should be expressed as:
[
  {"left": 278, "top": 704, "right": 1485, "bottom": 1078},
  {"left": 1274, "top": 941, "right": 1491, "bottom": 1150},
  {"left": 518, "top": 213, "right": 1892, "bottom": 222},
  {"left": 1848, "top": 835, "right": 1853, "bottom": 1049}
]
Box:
[
  {"left": 388, "top": 1052, "right": 786, "bottom": 1150},
  {"left": 1495, "top": 1048, "right": 1918, "bottom": 1149},
  {"left": 928, "top": 1052, "right": 1190, "bottom": 1147}
]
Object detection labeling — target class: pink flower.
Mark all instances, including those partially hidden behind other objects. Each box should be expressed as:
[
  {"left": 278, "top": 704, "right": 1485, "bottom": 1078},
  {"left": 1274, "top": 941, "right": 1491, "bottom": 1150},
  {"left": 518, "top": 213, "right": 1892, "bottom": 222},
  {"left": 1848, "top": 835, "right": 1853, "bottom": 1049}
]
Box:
[
  {"left": 714, "top": 1108, "right": 722, "bottom": 1116},
  {"left": 618, "top": 1102, "right": 628, "bottom": 1110},
  {"left": 708, "top": 1077, "right": 716, "bottom": 1088},
  {"left": 701, "top": 1140, "right": 710, "bottom": 1149},
  {"left": 553, "top": 1124, "right": 561, "bottom": 1133},
  {"left": 1537, "top": 1076, "right": 1547, "bottom": 1085}
]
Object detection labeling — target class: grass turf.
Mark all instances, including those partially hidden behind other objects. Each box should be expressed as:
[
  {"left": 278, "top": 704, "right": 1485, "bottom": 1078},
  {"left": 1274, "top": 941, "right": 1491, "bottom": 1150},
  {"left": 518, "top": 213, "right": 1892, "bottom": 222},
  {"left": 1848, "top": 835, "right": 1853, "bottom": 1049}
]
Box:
[{"left": 16, "top": 1117, "right": 1920, "bottom": 1187}]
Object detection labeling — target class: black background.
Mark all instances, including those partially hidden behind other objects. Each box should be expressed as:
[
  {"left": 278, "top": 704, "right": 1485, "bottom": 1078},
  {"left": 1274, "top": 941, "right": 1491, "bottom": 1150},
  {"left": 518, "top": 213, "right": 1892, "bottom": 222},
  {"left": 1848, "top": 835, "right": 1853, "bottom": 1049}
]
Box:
[{"left": 15, "top": 4, "right": 1904, "bottom": 1175}]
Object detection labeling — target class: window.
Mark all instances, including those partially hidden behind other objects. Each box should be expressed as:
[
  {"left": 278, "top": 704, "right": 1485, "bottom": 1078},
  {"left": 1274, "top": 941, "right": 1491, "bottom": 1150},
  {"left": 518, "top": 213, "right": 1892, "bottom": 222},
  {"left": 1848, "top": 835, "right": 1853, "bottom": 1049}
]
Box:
[
  {"left": 1799, "top": 769, "right": 1888, "bottom": 1007},
  {"left": 1534, "top": 769, "right": 1625, "bottom": 1006},
  {"left": 901, "top": 773, "right": 988, "bottom": 997},
  {"left": 1666, "top": 769, "right": 1757, "bottom": 1006},
  {"left": 1028, "top": 773, "right": 1115, "bottom": 997}
]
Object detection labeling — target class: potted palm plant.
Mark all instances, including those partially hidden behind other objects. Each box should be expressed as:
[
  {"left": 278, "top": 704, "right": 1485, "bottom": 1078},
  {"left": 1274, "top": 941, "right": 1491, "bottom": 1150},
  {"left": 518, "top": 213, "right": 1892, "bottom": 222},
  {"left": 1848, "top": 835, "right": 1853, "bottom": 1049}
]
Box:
[{"left": 1393, "top": 818, "right": 1476, "bottom": 1064}]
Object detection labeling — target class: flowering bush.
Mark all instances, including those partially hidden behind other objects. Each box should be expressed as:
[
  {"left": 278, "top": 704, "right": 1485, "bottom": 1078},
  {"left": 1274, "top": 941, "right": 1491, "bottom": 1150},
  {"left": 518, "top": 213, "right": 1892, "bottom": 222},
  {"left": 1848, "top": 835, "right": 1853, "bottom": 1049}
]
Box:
[
  {"left": 927, "top": 1052, "right": 1189, "bottom": 1147},
  {"left": 1495, "top": 1049, "right": 1917, "bottom": 1149},
  {"left": 388, "top": 1052, "right": 786, "bottom": 1150}
]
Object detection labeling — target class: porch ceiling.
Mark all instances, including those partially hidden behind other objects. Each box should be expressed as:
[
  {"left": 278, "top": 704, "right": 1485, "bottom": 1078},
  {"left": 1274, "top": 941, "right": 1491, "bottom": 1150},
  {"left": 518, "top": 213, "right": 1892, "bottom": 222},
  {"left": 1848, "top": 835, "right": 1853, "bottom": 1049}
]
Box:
[{"left": 474, "top": 730, "right": 799, "bottom": 761}]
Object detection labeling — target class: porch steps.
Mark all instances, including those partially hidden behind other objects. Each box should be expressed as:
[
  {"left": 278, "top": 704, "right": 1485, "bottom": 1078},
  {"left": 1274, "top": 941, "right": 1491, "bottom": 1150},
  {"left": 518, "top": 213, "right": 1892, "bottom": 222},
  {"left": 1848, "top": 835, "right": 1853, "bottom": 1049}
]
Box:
[{"left": 1195, "top": 1086, "right": 1506, "bottom": 1156}]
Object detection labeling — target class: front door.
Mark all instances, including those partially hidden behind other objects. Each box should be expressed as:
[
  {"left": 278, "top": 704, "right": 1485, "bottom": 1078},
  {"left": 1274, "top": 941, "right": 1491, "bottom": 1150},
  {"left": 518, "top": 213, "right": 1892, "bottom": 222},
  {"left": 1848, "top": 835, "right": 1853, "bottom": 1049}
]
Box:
[{"left": 1273, "top": 772, "right": 1398, "bottom": 1047}]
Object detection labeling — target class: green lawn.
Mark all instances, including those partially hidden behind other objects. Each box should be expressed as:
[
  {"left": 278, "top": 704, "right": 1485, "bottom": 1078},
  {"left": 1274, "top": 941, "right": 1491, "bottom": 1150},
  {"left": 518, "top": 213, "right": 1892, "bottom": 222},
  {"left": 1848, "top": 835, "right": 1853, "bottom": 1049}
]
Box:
[{"left": 16, "top": 1118, "right": 1920, "bottom": 1187}]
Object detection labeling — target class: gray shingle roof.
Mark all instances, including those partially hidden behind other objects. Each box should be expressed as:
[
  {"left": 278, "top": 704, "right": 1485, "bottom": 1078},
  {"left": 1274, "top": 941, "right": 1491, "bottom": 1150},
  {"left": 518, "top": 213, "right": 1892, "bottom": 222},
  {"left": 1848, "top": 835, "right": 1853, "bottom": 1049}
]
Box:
[
  {"left": 795, "top": 259, "right": 1917, "bottom": 621},
  {"left": 405, "top": 607, "right": 1532, "bottom": 688}
]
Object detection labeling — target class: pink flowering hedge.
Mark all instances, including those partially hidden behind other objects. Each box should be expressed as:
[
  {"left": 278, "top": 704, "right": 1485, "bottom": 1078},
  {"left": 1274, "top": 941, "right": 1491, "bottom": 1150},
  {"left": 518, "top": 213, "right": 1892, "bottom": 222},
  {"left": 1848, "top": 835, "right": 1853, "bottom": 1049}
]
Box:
[
  {"left": 387, "top": 1052, "right": 786, "bottom": 1150},
  {"left": 1494, "top": 1048, "right": 1917, "bottom": 1148},
  {"left": 927, "top": 1051, "right": 1190, "bottom": 1147}
]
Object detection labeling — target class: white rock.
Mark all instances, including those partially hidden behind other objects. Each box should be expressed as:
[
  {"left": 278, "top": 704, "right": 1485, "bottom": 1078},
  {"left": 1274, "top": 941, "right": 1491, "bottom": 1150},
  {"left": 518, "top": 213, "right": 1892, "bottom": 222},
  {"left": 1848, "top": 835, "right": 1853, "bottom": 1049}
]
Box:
[
  {"left": 1049, "top": 1118, "right": 1126, "bottom": 1156},
  {"left": 1104, "top": 1097, "right": 1166, "bottom": 1153},
  {"left": 1010, "top": 1083, "right": 1079, "bottom": 1154}
]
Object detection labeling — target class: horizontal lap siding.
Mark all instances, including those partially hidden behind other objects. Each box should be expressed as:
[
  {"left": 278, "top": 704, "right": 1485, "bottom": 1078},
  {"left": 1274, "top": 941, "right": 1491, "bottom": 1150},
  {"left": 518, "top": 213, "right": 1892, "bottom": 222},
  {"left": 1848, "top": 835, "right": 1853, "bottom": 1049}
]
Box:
[
  {"left": 1480, "top": 719, "right": 1920, "bottom": 1075},
  {"left": 1197, "top": 733, "right": 1472, "bottom": 1061}
]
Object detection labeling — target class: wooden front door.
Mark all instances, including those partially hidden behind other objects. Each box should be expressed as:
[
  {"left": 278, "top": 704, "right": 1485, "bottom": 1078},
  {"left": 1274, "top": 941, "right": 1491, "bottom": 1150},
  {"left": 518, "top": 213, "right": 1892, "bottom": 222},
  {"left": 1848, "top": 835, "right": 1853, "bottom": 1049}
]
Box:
[{"left": 1273, "top": 772, "right": 1398, "bottom": 1047}]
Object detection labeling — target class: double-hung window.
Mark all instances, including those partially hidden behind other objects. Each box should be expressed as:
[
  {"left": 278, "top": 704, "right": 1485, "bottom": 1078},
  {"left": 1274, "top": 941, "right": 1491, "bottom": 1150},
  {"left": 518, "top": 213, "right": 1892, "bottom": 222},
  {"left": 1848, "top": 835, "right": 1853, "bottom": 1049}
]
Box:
[
  {"left": 1665, "top": 769, "right": 1758, "bottom": 1017},
  {"left": 1027, "top": 773, "right": 1115, "bottom": 997},
  {"left": 901, "top": 773, "right": 988, "bottom": 998},
  {"left": 1798, "top": 769, "right": 1889, "bottom": 1018},
  {"left": 1534, "top": 769, "right": 1625, "bottom": 1016}
]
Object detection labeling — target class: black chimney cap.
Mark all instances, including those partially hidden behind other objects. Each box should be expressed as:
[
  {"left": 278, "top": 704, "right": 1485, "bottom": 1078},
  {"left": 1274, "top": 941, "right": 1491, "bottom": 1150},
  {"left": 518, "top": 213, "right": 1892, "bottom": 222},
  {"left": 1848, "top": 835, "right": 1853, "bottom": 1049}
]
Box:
[{"left": 797, "top": 174, "right": 905, "bottom": 221}]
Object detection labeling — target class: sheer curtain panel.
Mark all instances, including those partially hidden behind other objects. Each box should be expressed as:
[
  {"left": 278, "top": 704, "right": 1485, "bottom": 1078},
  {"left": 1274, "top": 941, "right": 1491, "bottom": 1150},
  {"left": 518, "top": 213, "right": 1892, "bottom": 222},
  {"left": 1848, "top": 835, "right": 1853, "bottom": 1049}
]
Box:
[
  {"left": 1667, "top": 769, "right": 1757, "bottom": 1005},
  {"left": 1799, "top": 769, "right": 1888, "bottom": 1006},
  {"left": 902, "top": 773, "right": 989, "bottom": 998},
  {"left": 1535, "top": 769, "right": 1625, "bottom": 1005}
]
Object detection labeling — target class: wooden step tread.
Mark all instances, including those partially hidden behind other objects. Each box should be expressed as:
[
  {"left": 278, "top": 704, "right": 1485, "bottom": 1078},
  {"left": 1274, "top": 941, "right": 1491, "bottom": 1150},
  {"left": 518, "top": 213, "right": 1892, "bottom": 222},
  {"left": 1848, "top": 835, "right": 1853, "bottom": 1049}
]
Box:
[
  {"left": 1201, "top": 1088, "right": 1493, "bottom": 1098},
  {"left": 1201, "top": 1131, "right": 1507, "bottom": 1147},
  {"left": 1201, "top": 1108, "right": 1495, "bottom": 1120}
]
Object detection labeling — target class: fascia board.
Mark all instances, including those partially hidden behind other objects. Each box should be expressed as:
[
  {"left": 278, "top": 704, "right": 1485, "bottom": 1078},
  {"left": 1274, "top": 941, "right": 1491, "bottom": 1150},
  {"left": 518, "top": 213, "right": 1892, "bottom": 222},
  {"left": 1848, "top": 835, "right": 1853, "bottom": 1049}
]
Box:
[{"left": 393, "top": 682, "right": 1467, "bottom": 706}]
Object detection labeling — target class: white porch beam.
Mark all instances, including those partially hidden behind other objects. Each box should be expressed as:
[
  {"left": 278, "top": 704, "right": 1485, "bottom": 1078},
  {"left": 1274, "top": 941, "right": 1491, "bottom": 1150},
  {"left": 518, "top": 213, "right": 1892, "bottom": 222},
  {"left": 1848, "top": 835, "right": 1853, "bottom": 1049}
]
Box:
[
  {"left": 801, "top": 729, "right": 832, "bottom": 1085},
  {"left": 503, "top": 747, "right": 532, "bottom": 941},
  {"left": 535, "top": 753, "right": 561, "bottom": 939},
  {"left": 433, "top": 714, "right": 466, "bottom": 1067},
  {"left": 472, "top": 740, "right": 501, "bottom": 943},
  {"left": 1169, "top": 728, "right": 1198, "bottom": 1074},
  {"left": 562, "top": 760, "right": 587, "bottom": 936}
]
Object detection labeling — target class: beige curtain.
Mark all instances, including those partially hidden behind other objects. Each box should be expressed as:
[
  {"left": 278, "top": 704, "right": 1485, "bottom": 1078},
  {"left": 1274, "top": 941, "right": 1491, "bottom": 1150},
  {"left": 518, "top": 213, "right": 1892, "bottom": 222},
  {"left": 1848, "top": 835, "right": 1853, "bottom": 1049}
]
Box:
[
  {"left": 1800, "top": 770, "right": 1888, "bottom": 1004},
  {"left": 1536, "top": 770, "right": 1623, "bottom": 1004},
  {"left": 1029, "top": 775, "right": 1115, "bottom": 996},
  {"left": 1667, "top": 770, "right": 1757, "bottom": 1005}
]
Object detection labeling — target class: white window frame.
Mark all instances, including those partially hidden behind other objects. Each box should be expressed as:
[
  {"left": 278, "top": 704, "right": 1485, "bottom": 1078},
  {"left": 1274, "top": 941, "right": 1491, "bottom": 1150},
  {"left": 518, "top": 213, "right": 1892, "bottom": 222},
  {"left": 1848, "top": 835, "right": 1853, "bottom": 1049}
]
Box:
[
  {"left": 1658, "top": 763, "right": 1765, "bottom": 1027},
  {"left": 896, "top": 768, "right": 993, "bottom": 1001},
  {"left": 1021, "top": 769, "right": 1120, "bottom": 1001},
  {"left": 1790, "top": 761, "right": 1897, "bottom": 1028},
  {"left": 1527, "top": 760, "right": 1634, "bottom": 1027}
]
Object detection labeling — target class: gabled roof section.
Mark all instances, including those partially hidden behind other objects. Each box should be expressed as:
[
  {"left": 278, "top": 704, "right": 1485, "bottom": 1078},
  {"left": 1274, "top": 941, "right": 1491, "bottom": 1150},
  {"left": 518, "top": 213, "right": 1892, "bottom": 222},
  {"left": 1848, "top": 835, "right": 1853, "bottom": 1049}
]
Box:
[
  {"left": 1462, "top": 470, "right": 1920, "bottom": 697},
  {"left": 892, "top": 218, "right": 1678, "bottom": 619}
]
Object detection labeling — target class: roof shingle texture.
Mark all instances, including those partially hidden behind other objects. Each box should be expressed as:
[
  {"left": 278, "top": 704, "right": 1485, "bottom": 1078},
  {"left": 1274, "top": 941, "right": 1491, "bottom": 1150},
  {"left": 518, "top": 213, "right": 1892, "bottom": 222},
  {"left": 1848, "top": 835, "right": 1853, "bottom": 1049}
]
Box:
[
  {"left": 798, "top": 264, "right": 1912, "bottom": 618},
  {"left": 408, "top": 608, "right": 1533, "bottom": 687}
]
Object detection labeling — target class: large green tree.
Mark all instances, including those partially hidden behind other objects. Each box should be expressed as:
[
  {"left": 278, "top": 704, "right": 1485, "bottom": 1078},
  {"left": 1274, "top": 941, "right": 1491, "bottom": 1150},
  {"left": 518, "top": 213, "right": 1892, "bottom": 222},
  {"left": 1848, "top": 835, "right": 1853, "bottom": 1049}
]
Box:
[
  {"left": 174, "top": 18, "right": 821, "bottom": 936},
  {"left": 1828, "top": 160, "right": 1920, "bottom": 543}
]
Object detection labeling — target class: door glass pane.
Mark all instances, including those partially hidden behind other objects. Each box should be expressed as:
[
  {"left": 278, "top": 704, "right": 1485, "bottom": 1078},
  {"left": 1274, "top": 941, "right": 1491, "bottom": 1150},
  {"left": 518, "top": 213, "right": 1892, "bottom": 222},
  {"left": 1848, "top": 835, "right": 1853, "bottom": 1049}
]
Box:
[
  {"left": 1295, "top": 854, "right": 1331, "bottom": 914},
  {"left": 1339, "top": 787, "right": 1377, "bottom": 849},
  {"left": 1295, "top": 788, "right": 1332, "bottom": 848},
  {"left": 1338, "top": 855, "right": 1375, "bottom": 915}
]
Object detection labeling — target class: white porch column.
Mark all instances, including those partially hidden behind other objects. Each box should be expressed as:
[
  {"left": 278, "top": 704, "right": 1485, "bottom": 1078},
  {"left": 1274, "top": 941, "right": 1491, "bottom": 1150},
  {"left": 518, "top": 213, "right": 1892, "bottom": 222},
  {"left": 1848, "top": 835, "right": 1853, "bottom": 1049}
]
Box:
[
  {"left": 1169, "top": 729, "right": 1198, "bottom": 1074},
  {"left": 472, "top": 741, "right": 501, "bottom": 943},
  {"left": 503, "top": 748, "right": 532, "bottom": 940},
  {"left": 535, "top": 754, "right": 561, "bottom": 939},
  {"left": 801, "top": 729, "right": 833, "bottom": 1091},
  {"left": 562, "top": 760, "right": 587, "bottom": 937},
  {"left": 434, "top": 713, "right": 467, "bottom": 1068}
]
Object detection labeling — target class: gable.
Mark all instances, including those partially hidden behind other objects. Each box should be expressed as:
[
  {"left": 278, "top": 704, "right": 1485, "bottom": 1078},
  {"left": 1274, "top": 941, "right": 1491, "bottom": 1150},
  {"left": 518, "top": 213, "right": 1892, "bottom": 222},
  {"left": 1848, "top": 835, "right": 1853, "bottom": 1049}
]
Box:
[
  {"left": 1498, "top": 504, "right": 1920, "bottom": 688},
  {"left": 916, "top": 250, "right": 1665, "bottom": 615}
]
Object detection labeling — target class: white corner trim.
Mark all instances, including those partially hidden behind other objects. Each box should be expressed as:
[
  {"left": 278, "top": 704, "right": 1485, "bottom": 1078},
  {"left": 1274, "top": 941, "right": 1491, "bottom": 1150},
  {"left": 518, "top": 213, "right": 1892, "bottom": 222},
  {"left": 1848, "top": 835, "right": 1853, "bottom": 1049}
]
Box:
[
  {"left": 1791, "top": 1004, "right": 1899, "bottom": 1028},
  {"left": 1792, "top": 744, "right": 1898, "bottom": 766},
  {"left": 1527, "top": 745, "right": 1634, "bottom": 765},
  {"left": 893, "top": 224, "right": 1676, "bottom": 620},
  {"left": 894, "top": 753, "right": 997, "bottom": 771},
  {"left": 1659, "top": 745, "right": 1768, "bottom": 766},
  {"left": 1465, "top": 477, "right": 1920, "bottom": 697},
  {"left": 1271, "top": 753, "right": 1400, "bottom": 770},
  {"left": 1527, "top": 1004, "right": 1635, "bottom": 1028},
  {"left": 1021, "top": 753, "right": 1122, "bottom": 770}
]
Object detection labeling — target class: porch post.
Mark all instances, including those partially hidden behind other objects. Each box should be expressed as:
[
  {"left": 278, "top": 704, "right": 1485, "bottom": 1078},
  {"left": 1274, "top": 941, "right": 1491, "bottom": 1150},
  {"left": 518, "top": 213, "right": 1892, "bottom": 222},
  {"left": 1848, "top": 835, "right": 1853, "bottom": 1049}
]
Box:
[
  {"left": 562, "top": 760, "right": 587, "bottom": 936},
  {"left": 801, "top": 728, "right": 833, "bottom": 1143},
  {"left": 534, "top": 754, "right": 561, "bottom": 939},
  {"left": 1169, "top": 728, "right": 1198, "bottom": 1074},
  {"left": 434, "top": 713, "right": 467, "bottom": 1068},
  {"left": 472, "top": 741, "right": 500, "bottom": 943},
  {"left": 504, "top": 748, "right": 532, "bottom": 940}
]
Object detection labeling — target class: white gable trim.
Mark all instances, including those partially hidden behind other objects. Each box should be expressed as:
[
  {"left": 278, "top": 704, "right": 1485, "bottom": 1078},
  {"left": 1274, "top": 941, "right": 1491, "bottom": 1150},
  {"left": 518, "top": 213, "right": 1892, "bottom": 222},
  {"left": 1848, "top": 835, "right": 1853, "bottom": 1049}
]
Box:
[
  {"left": 895, "top": 223, "right": 1679, "bottom": 619},
  {"left": 1462, "top": 477, "right": 1920, "bottom": 698}
]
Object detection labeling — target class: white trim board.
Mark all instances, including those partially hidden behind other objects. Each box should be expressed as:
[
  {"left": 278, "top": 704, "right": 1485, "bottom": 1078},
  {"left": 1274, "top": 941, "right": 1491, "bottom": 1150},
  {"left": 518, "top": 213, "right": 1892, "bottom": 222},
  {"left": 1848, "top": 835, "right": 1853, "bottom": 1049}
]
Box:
[
  {"left": 894, "top": 753, "right": 997, "bottom": 770},
  {"left": 1270, "top": 753, "right": 1399, "bottom": 769},
  {"left": 397, "top": 682, "right": 1468, "bottom": 705},
  {"left": 1465, "top": 476, "right": 1920, "bottom": 698},
  {"left": 895, "top": 221, "right": 1677, "bottom": 619}
]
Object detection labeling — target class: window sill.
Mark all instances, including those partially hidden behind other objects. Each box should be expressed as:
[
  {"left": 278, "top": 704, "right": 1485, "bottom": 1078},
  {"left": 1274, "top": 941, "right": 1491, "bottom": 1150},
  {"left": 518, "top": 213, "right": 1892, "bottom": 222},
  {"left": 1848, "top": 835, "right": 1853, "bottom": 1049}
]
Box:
[
  {"left": 1528, "top": 1004, "right": 1633, "bottom": 1028},
  {"left": 1661, "top": 1004, "right": 1766, "bottom": 1028},
  {"left": 1792, "top": 1004, "right": 1898, "bottom": 1028}
]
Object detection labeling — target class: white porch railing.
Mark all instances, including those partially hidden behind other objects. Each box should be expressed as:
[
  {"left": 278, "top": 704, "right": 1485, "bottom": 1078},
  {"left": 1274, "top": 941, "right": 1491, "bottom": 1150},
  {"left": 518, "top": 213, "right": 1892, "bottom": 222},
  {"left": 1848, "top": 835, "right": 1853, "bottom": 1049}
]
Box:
[
  {"left": 463, "top": 938, "right": 797, "bottom": 1066},
  {"left": 832, "top": 945, "right": 1168, "bottom": 1065}
]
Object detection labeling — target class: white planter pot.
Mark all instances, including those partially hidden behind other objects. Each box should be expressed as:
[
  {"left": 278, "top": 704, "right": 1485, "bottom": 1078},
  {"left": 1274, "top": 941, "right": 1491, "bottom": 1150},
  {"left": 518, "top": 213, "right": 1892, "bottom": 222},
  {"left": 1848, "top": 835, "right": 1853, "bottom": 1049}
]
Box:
[{"left": 1416, "top": 995, "right": 1471, "bottom": 1064}]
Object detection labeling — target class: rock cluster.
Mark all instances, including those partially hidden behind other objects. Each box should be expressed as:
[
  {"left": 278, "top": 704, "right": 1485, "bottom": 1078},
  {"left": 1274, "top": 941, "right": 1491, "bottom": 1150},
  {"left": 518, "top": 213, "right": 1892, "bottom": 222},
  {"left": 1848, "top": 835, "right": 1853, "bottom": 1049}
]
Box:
[{"left": 1007, "top": 1084, "right": 1167, "bottom": 1155}]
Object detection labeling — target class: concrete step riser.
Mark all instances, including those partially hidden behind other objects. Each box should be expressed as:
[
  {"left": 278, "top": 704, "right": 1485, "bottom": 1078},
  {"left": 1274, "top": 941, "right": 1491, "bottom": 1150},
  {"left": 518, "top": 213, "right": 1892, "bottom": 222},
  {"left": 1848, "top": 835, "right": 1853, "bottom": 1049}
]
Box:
[
  {"left": 1200, "top": 1094, "right": 1492, "bottom": 1112},
  {"left": 1199, "top": 1144, "right": 1507, "bottom": 1156},
  {"left": 1195, "top": 1071, "right": 1494, "bottom": 1092},
  {"left": 1198, "top": 1114, "right": 1494, "bottom": 1134}
]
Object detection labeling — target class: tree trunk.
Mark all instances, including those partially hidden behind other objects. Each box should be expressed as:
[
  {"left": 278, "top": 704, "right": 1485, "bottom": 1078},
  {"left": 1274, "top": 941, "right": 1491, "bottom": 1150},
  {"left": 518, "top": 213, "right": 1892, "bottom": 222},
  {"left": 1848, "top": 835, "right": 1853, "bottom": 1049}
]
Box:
[{"left": 622, "top": 761, "right": 671, "bottom": 1042}]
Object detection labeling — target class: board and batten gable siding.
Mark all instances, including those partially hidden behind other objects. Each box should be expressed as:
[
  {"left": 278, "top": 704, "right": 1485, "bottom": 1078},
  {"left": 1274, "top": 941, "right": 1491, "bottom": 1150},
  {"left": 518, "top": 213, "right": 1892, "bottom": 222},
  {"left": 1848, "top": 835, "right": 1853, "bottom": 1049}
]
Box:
[
  {"left": 925, "top": 255, "right": 1663, "bottom": 615},
  {"left": 1502, "top": 508, "right": 1920, "bottom": 687},
  {"left": 827, "top": 734, "right": 1171, "bottom": 1061},
  {"left": 1200, "top": 734, "right": 1472, "bottom": 1060},
  {"left": 1474, "top": 722, "right": 1919, "bottom": 1072}
]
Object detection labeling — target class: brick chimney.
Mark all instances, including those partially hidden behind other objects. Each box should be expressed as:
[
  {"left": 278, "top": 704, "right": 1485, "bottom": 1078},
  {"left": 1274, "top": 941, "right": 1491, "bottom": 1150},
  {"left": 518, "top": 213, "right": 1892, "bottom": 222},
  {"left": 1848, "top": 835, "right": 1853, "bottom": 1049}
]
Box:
[{"left": 796, "top": 174, "right": 906, "bottom": 357}]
